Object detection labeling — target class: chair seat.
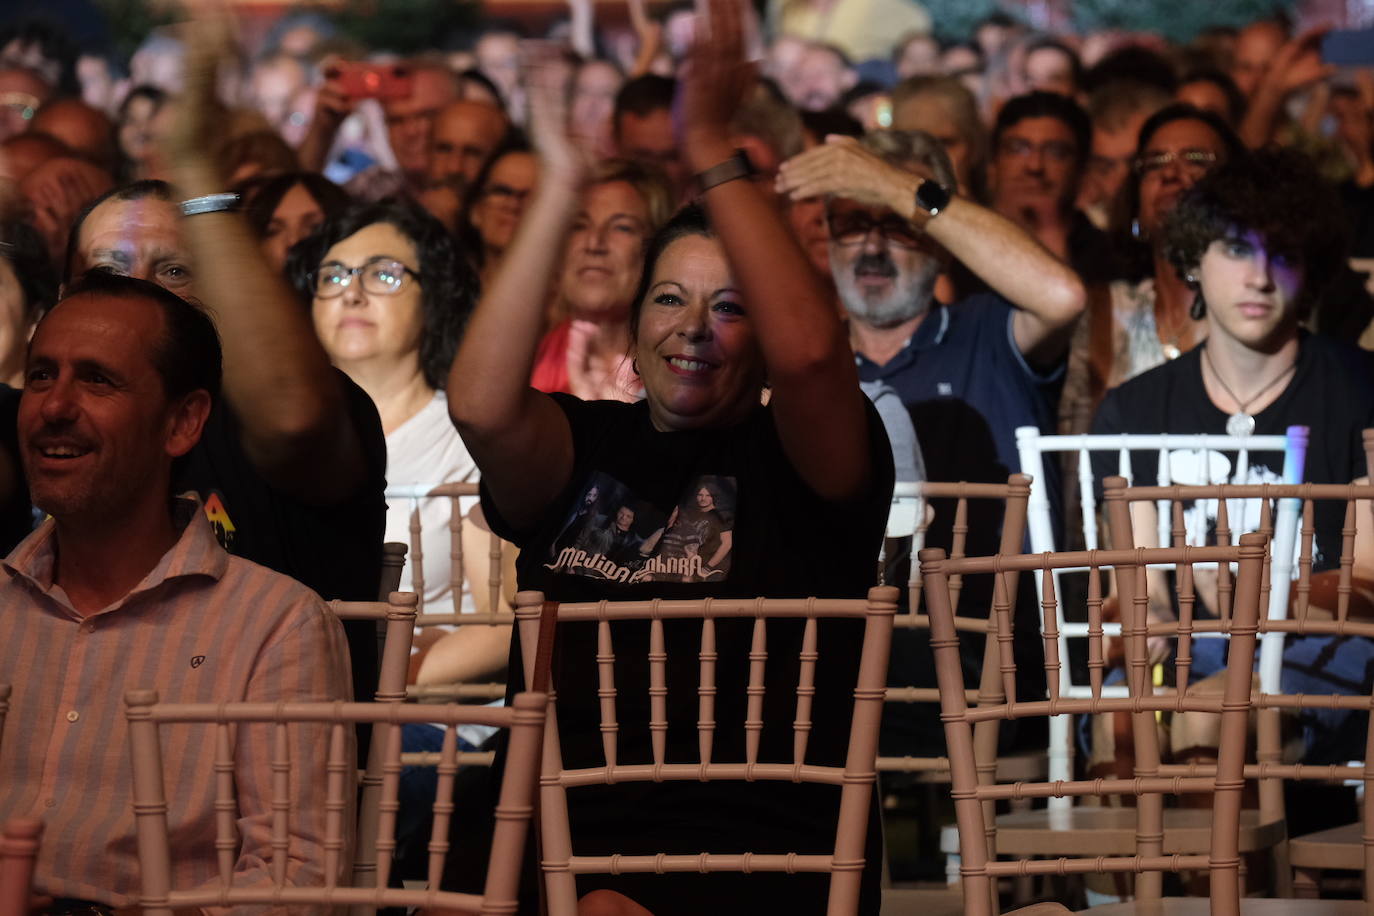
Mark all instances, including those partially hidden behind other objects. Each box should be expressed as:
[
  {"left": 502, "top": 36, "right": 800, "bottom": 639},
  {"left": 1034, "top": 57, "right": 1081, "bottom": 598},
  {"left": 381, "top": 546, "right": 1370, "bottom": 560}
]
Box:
[
  {"left": 988, "top": 807, "right": 1286, "bottom": 857},
  {"left": 1078, "top": 898, "right": 1368, "bottom": 914},
  {"left": 1289, "top": 821, "right": 1364, "bottom": 870}
]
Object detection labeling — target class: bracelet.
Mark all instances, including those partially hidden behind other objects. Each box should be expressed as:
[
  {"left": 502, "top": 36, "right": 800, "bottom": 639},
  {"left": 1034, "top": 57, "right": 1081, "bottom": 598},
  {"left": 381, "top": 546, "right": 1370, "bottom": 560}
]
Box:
[
  {"left": 693, "top": 149, "right": 756, "bottom": 196},
  {"left": 180, "top": 192, "right": 241, "bottom": 217}
]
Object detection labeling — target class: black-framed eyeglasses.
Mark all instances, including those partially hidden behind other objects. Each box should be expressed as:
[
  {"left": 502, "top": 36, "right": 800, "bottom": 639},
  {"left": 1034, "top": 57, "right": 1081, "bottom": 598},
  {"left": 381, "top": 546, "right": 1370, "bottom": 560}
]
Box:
[
  {"left": 997, "top": 137, "right": 1077, "bottom": 162},
  {"left": 313, "top": 256, "right": 422, "bottom": 298},
  {"left": 483, "top": 182, "right": 532, "bottom": 204},
  {"left": 826, "top": 212, "right": 927, "bottom": 250},
  {"left": 1133, "top": 148, "right": 1218, "bottom": 177}
]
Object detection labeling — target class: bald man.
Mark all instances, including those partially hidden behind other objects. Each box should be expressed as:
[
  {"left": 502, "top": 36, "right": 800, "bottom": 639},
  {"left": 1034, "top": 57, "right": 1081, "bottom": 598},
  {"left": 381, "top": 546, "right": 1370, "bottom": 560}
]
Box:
[
  {"left": 427, "top": 98, "right": 508, "bottom": 196},
  {"left": 30, "top": 98, "right": 116, "bottom": 172}
]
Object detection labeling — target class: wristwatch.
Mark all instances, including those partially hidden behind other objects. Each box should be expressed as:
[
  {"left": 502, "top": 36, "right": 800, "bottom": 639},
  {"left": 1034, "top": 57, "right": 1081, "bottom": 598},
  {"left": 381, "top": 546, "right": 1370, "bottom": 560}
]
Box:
[
  {"left": 693, "top": 149, "right": 756, "bottom": 197},
  {"left": 913, "top": 179, "right": 951, "bottom": 218}
]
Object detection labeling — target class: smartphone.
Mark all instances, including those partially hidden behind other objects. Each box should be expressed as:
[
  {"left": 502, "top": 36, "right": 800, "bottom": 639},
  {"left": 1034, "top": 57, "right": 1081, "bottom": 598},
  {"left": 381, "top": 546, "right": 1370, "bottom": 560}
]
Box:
[
  {"left": 1321, "top": 29, "right": 1374, "bottom": 67},
  {"left": 326, "top": 62, "right": 415, "bottom": 101}
]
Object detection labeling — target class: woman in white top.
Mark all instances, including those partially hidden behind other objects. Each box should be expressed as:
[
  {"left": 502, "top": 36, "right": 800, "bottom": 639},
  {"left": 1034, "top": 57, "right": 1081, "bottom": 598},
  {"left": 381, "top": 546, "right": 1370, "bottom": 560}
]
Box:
[{"left": 288, "top": 198, "right": 513, "bottom": 684}]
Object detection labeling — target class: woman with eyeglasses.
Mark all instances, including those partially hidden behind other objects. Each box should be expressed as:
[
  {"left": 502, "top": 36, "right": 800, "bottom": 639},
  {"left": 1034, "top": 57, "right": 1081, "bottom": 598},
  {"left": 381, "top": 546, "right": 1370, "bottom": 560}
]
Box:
[
  {"left": 1061, "top": 104, "right": 1245, "bottom": 430},
  {"left": 458, "top": 135, "right": 538, "bottom": 290},
  {"left": 287, "top": 200, "right": 510, "bottom": 644}
]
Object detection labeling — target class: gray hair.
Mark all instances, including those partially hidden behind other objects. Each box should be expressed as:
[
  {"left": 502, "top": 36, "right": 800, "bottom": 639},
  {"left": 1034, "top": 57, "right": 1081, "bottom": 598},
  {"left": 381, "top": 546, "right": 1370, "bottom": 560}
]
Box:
[{"left": 858, "top": 129, "right": 958, "bottom": 194}]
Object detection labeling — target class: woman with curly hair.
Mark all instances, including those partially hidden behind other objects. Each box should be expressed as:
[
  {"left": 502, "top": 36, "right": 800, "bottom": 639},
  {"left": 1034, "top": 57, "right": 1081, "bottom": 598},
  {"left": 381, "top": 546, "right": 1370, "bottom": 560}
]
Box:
[{"left": 287, "top": 200, "right": 502, "bottom": 636}]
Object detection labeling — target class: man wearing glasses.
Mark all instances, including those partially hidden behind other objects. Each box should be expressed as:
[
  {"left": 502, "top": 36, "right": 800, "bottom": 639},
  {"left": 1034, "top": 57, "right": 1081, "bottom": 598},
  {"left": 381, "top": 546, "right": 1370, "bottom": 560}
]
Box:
[
  {"left": 776, "top": 128, "right": 1085, "bottom": 751},
  {"left": 989, "top": 90, "right": 1113, "bottom": 287}
]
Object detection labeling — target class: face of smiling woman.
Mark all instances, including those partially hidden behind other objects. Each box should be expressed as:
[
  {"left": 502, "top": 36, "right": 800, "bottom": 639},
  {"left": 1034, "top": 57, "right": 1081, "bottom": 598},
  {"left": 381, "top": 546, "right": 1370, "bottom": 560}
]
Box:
[{"left": 634, "top": 233, "right": 765, "bottom": 432}]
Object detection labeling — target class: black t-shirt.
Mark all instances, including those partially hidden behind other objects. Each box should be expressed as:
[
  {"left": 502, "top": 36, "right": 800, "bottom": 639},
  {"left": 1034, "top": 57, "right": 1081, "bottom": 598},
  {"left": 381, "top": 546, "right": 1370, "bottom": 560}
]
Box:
[
  {"left": 1091, "top": 333, "right": 1374, "bottom": 572},
  {"left": 0, "top": 386, "right": 34, "bottom": 553},
  {"left": 480, "top": 393, "right": 893, "bottom": 914},
  {"left": 171, "top": 371, "right": 388, "bottom": 702}
]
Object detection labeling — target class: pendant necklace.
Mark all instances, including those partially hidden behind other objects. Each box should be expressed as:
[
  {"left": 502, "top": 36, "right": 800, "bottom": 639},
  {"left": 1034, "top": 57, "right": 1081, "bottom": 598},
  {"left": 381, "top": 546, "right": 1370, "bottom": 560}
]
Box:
[
  {"left": 1156, "top": 300, "right": 1188, "bottom": 360},
  {"left": 1201, "top": 345, "right": 1296, "bottom": 437}
]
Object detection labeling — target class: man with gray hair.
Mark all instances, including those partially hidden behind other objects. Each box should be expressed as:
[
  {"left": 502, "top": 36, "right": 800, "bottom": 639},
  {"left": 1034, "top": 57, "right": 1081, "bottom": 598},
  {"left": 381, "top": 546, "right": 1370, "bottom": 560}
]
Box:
[
  {"left": 777, "top": 128, "right": 1083, "bottom": 491},
  {"left": 779, "top": 129, "right": 1085, "bottom": 753}
]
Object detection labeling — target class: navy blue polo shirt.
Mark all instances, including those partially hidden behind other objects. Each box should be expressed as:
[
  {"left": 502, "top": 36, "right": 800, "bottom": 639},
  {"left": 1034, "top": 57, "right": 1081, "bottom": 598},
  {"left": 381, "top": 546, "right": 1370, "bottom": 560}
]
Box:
[{"left": 854, "top": 292, "right": 1063, "bottom": 492}]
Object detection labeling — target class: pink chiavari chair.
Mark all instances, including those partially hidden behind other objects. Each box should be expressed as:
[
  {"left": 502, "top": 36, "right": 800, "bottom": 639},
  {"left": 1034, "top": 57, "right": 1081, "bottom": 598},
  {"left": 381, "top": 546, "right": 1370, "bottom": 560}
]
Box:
[
  {"left": 0, "top": 819, "right": 41, "bottom": 916},
  {"left": 925, "top": 535, "right": 1268, "bottom": 915},
  {"left": 1106, "top": 478, "right": 1374, "bottom": 907},
  {"left": 882, "top": 476, "right": 1037, "bottom": 912},
  {"left": 124, "top": 691, "right": 545, "bottom": 916},
  {"left": 514, "top": 586, "right": 898, "bottom": 916},
  {"left": 389, "top": 482, "right": 516, "bottom": 735},
  {"left": 330, "top": 592, "right": 419, "bottom": 896}
]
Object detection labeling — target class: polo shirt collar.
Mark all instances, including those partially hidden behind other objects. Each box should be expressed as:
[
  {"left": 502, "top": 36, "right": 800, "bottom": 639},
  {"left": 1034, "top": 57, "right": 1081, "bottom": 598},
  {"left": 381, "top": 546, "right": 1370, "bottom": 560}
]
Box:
[
  {"left": 854, "top": 303, "right": 949, "bottom": 373},
  {"left": 3, "top": 495, "right": 230, "bottom": 613}
]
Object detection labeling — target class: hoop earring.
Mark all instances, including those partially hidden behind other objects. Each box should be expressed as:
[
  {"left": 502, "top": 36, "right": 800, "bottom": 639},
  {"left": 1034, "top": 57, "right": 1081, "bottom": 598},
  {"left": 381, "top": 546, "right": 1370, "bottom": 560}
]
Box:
[{"left": 631, "top": 358, "right": 640, "bottom": 377}]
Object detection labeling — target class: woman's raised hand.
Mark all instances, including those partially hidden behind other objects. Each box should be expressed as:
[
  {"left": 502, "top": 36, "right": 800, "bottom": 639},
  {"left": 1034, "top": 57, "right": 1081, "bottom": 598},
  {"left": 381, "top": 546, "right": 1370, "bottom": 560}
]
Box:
[
  {"left": 678, "top": 0, "right": 755, "bottom": 170},
  {"left": 522, "top": 42, "right": 595, "bottom": 188}
]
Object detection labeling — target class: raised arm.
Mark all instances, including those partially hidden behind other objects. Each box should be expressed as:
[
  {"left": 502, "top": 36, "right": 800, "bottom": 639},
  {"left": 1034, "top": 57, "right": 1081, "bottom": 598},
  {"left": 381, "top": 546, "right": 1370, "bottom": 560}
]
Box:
[
  {"left": 446, "top": 52, "right": 583, "bottom": 532},
  {"left": 776, "top": 135, "right": 1086, "bottom": 368},
  {"left": 681, "top": 0, "right": 873, "bottom": 502},
  {"left": 166, "top": 10, "right": 368, "bottom": 505}
]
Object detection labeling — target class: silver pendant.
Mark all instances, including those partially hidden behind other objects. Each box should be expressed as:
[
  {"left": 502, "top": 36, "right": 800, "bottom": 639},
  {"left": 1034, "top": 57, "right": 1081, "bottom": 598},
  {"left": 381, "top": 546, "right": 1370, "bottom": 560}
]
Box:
[
  {"left": 1226, "top": 412, "right": 1256, "bottom": 437},
  {"left": 1162, "top": 343, "right": 1181, "bottom": 360}
]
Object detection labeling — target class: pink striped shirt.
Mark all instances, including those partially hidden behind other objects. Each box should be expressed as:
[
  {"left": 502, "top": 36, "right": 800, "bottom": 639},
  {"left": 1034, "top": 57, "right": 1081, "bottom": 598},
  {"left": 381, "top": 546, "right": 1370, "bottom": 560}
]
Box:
[{"left": 0, "top": 498, "right": 354, "bottom": 908}]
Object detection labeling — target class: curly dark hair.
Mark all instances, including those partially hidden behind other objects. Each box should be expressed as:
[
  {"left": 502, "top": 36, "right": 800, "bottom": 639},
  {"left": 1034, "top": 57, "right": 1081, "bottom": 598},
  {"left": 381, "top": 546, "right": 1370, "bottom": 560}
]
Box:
[
  {"left": 285, "top": 198, "right": 477, "bottom": 390},
  {"left": 0, "top": 220, "right": 59, "bottom": 325},
  {"left": 1163, "top": 147, "right": 1347, "bottom": 319}
]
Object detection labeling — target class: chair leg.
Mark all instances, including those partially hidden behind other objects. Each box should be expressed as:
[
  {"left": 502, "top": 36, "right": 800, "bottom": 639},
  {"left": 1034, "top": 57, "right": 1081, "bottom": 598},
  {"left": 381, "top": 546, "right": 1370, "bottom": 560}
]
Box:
[
  {"left": 1292, "top": 867, "right": 1321, "bottom": 899},
  {"left": 1270, "top": 839, "right": 1293, "bottom": 897}
]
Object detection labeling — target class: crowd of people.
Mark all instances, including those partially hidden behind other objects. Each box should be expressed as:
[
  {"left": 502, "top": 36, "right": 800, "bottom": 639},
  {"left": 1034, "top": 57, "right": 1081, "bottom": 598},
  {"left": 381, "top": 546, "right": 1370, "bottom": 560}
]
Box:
[{"left": 0, "top": 0, "right": 1372, "bottom": 912}]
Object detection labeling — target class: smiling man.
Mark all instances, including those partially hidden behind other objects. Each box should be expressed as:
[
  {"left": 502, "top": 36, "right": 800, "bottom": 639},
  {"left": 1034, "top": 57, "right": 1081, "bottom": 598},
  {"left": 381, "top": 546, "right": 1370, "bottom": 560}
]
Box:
[{"left": 0, "top": 271, "right": 352, "bottom": 909}]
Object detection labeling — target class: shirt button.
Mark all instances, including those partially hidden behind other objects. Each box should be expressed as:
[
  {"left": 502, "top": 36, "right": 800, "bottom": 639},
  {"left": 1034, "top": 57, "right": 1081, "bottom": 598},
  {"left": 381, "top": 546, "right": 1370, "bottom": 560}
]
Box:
[
  {"left": 65, "top": 710, "right": 79, "bottom": 722},
  {"left": 44, "top": 798, "right": 55, "bottom": 808}
]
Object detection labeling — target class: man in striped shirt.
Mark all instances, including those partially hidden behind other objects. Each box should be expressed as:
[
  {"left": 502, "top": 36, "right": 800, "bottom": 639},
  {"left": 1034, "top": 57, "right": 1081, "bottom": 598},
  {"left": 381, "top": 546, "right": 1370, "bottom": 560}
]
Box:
[{"left": 0, "top": 272, "right": 353, "bottom": 910}]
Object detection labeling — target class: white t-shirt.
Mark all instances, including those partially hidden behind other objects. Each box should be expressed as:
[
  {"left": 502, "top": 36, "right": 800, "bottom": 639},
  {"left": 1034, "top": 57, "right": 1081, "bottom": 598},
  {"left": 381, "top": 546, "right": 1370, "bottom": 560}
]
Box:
[{"left": 384, "top": 391, "right": 479, "bottom": 618}]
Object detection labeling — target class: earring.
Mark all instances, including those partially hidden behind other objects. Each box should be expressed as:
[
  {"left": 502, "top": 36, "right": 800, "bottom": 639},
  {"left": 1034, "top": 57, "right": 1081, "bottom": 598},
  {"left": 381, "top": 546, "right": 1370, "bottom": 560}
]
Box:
[
  {"left": 1131, "top": 218, "right": 1145, "bottom": 241},
  {"left": 1189, "top": 291, "right": 1206, "bottom": 321},
  {"left": 631, "top": 358, "right": 640, "bottom": 377},
  {"left": 1185, "top": 273, "right": 1197, "bottom": 285}
]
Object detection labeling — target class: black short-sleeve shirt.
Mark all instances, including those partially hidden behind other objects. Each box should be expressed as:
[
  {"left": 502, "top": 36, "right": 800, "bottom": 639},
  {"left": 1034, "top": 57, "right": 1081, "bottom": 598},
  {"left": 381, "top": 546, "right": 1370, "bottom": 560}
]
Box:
[{"left": 479, "top": 394, "right": 893, "bottom": 913}]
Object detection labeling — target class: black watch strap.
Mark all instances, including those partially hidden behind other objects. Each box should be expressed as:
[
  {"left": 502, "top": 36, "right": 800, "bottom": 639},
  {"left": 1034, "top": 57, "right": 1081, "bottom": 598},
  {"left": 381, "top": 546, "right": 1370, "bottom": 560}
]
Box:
[
  {"left": 914, "top": 179, "right": 951, "bottom": 218},
  {"left": 694, "top": 149, "right": 756, "bottom": 196}
]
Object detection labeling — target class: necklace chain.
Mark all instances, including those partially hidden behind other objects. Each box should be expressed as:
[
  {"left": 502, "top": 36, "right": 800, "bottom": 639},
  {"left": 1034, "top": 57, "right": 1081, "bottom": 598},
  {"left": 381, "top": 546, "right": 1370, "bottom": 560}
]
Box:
[{"left": 1201, "top": 345, "right": 1296, "bottom": 415}]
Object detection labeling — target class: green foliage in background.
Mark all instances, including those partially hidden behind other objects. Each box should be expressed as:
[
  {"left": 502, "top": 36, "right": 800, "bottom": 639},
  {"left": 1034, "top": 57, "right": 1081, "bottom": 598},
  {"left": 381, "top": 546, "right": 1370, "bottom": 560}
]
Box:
[
  {"left": 921, "top": 0, "right": 1015, "bottom": 43},
  {"left": 1071, "top": 0, "right": 1297, "bottom": 42},
  {"left": 94, "top": 0, "right": 182, "bottom": 63},
  {"left": 326, "top": 0, "right": 482, "bottom": 54}
]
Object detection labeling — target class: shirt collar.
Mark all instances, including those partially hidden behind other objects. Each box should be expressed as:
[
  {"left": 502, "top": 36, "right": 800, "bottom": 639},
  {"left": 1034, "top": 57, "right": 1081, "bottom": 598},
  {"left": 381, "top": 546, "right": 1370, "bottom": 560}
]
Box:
[
  {"left": 2, "top": 494, "right": 230, "bottom": 614},
  {"left": 854, "top": 303, "right": 950, "bottom": 372}
]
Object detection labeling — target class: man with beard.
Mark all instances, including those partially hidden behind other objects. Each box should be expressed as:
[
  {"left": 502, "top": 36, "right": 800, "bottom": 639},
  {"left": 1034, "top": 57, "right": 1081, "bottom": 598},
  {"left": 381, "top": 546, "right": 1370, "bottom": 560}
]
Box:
[
  {"left": 777, "top": 128, "right": 1084, "bottom": 489},
  {"left": 777, "top": 129, "right": 1084, "bottom": 756}
]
